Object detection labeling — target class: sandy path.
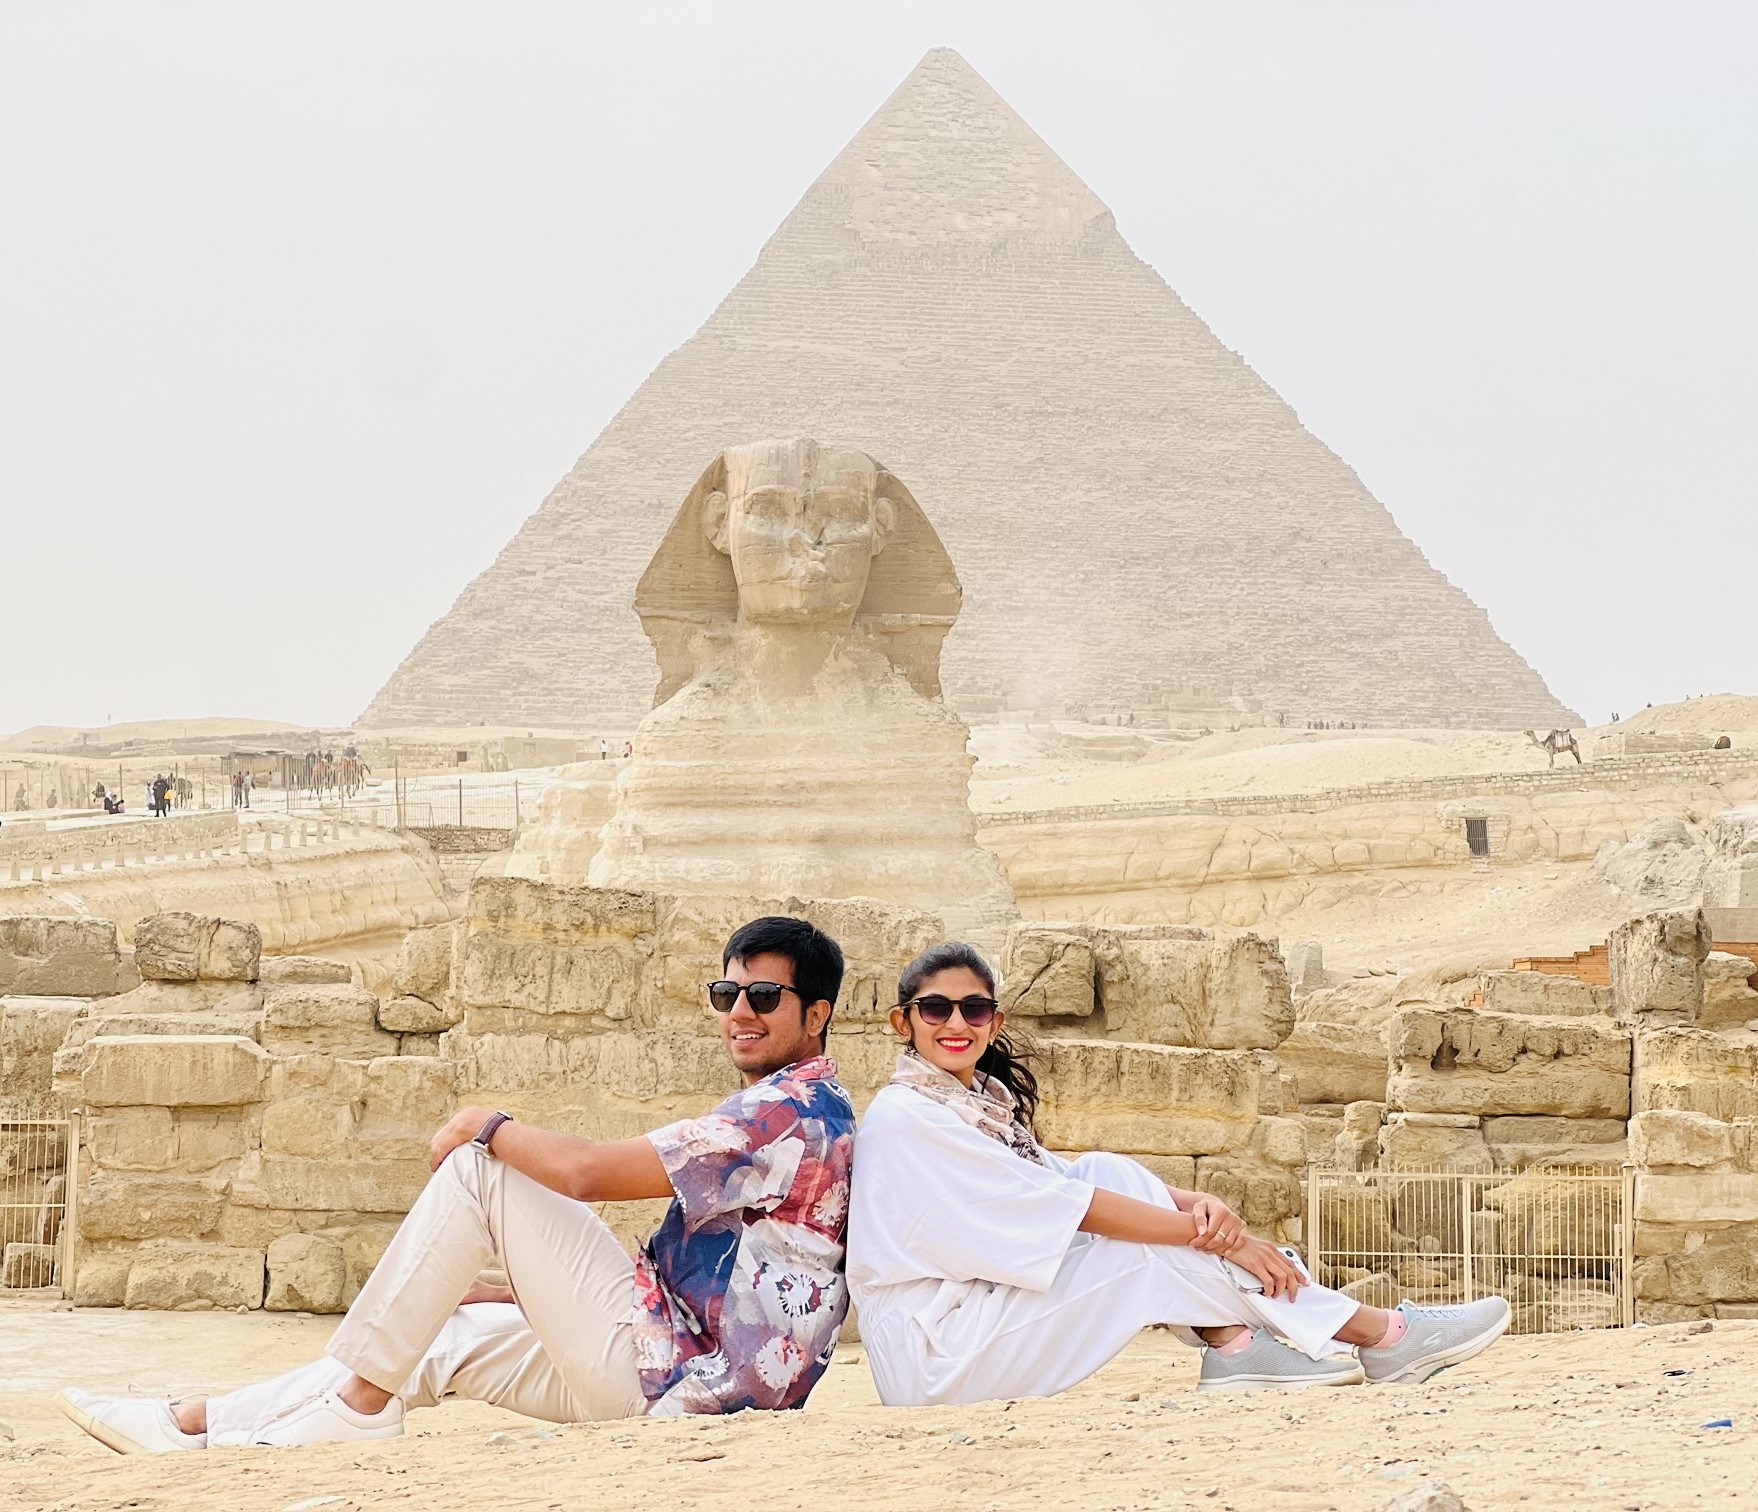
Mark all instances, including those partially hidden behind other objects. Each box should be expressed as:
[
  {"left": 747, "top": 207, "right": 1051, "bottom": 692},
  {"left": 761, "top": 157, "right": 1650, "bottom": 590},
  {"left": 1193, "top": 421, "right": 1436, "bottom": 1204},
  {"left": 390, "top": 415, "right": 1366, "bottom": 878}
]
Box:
[{"left": 2, "top": 1302, "right": 1752, "bottom": 1511}]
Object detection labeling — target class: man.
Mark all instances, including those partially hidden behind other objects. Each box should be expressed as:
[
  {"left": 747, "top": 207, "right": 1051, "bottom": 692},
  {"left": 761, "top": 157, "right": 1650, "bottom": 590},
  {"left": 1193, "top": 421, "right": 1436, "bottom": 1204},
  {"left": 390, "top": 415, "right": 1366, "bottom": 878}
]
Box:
[{"left": 59, "top": 916, "right": 854, "bottom": 1450}]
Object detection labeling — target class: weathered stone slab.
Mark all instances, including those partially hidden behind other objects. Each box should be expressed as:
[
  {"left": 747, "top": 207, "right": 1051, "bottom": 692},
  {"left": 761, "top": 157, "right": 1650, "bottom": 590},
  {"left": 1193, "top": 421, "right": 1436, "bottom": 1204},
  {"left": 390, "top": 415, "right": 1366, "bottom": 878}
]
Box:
[
  {"left": 1479, "top": 970, "right": 1612, "bottom": 1018},
  {"left": 391, "top": 924, "right": 455, "bottom": 1002},
  {"left": 1, "top": 1241, "right": 56, "bottom": 1288},
  {"left": 1379, "top": 1113, "right": 1492, "bottom": 1172},
  {"left": 1, "top": 995, "right": 89, "bottom": 1117},
  {"left": 259, "top": 956, "right": 353, "bottom": 986},
  {"left": 1387, "top": 1008, "right": 1630, "bottom": 1118},
  {"left": 1635, "top": 1172, "right": 1758, "bottom": 1224},
  {"left": 998, "top": 927, "right": 1097, "bottom": 1018},
  {"left": 1275, "top": 1018, "right": 1387, "bottom": 1105},
  {"left": 1634, "top": 1225, "right": 1758, "bottom": 1306},
  {"left": 378, "top": 994, "right": 460, "bottom": 1034},
  {"left": 80, "top": 1035, "right": 267, "bottom": 1108},
  {"left": 79, "top": 1173, "right": 226, "bottom": 1240},
  {"left": 1630, "top": 1109, "right": 1737, "bottom": 1169},
  {"left": 1610, "top": 908, "right": 1710, "bottom": 1024},
  {"left": 1634, "top": 1028, "right": 1758, "bottom": 1120},
  {"left": 0, "top": 917, "right": 125, "bottom": 998},
  {"left": 266, "top": 1232, "right": 347, "bottom": 1312},
  {"left": 134, "top": 913, "right": 261, "bottom": 983},
  {"left": 261, "top": 984, "right": 398, "bottom": 1058},
  {"left": 229, "top": 1151, "right": 431, "bottom": 1214},
  {"left": 1034, "top": 1040, "right": 1259, "bottom": 1156},
  {"left": 123, "top": 1242, "right": 264, "bottom": 1310},
  {"left": 1092, "top": 927, "right": 1294, "bottom": 1050},
  {"left": 1702, "top": 950, "right": 1758, "bottom": 1029},
  {"left": 72, "top": 1250, "right": 131, "bottom": 1307}
]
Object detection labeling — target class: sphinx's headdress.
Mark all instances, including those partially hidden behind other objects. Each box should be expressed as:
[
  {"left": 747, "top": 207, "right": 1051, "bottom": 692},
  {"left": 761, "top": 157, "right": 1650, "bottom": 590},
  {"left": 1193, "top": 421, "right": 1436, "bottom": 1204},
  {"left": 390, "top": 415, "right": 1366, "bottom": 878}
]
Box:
[{"left": 634, "top": 443, "right": 962, "bottom": 707}]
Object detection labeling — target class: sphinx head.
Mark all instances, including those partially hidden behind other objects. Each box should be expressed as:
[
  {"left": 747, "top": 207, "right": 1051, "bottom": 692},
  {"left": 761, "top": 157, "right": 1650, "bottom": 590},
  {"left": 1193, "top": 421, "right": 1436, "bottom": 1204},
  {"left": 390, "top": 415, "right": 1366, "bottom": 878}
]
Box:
[{"left": 700, "top": 438, "right": 896, "bottom": 626}]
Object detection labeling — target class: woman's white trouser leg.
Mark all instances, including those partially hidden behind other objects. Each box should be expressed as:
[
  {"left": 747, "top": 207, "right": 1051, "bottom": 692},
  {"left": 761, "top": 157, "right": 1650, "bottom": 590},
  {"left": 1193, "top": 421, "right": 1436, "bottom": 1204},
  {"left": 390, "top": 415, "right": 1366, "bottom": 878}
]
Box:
[{"left": 325, "top": 1145, "right": 646, "bottom": 1420}]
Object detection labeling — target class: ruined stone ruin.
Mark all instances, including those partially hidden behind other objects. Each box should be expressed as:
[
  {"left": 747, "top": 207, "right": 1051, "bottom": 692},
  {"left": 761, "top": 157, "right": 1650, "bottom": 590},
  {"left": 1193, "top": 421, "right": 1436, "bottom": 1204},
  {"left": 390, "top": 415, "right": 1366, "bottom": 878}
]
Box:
[
  {"left": 361, "top": 48, "right": 1575, "bottom": 733},
  {"left": 511, "top": 438, "right": 1016, "bottom": 937},
  {"left": 4, "top": 880, "right": 1754, "bottom": 1325}
]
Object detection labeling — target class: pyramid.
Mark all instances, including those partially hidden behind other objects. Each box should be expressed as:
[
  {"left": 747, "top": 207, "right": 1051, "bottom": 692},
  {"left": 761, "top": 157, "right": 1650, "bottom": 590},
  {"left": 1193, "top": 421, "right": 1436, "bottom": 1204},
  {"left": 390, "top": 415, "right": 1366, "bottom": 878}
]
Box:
[{"left": 362, "top": 49, "right": 1576, "bottom": 731}]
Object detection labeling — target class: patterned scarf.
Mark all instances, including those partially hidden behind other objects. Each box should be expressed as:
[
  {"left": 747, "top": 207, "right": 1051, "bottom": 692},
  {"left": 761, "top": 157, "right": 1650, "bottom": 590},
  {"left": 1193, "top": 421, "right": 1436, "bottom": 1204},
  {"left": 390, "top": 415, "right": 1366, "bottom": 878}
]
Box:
[{"left": 890, "top": 1049, "right": 1047, "bottom": 1166}]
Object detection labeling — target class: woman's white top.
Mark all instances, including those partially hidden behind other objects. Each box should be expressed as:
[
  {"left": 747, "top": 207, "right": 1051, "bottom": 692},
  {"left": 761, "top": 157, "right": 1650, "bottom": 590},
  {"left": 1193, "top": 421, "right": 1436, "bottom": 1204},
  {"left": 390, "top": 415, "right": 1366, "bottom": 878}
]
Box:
[{"left": 847, "top": 1083, "right": 1097, "bottom": 1402}]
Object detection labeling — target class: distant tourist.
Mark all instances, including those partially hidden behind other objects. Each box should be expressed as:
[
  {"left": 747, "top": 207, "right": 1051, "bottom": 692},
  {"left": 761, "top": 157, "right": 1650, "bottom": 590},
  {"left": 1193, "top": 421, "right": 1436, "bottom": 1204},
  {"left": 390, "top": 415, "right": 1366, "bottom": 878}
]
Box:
[
  {"left": 599, "top": 738, "right": 609, "bottom": 760},
  {"left": 622, "top": 740, "right": 632, "bottom": 759},
  {"left": 232, "top": 771, "right": 243, "bottom": 807},
  {"left": 150, "top": 774, "right": 169, "bottom": 818},
  {"left": 57, "top": 916, "right": 854, "bottom": 1449},
  {"left": 12, "top": 789, "right": 27, "bottom": 811},
  {"left": 241, "top": 770, "right": 254, "bottom": 809},
  {"left": 45, "top": 789, "right": 57, "bottom": 809},
  {"left": 847, "top": 941, "right": 1511, "bottom": 1406}
]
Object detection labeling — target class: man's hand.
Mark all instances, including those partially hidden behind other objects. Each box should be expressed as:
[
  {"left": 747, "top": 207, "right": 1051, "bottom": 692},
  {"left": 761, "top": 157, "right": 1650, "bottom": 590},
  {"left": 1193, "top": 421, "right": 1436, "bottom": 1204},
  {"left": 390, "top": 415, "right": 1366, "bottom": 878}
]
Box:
[
  {"left": 431, "top": 1106, "right": 495, "bottom": 1172},
  {"left": 1225, "top": 1237, "right": 1307, "bottom": 1300},
  {"left": 1186, "top": 1193, "right": 1246, "bottom": 1255}
]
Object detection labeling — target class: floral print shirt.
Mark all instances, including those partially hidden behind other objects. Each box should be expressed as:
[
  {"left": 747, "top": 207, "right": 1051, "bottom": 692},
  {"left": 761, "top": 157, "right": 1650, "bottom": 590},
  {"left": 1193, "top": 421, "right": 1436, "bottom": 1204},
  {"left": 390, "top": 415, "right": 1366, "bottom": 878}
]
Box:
[{"left": 634, "top": 1056, "right": 855, "bottom": 1414}]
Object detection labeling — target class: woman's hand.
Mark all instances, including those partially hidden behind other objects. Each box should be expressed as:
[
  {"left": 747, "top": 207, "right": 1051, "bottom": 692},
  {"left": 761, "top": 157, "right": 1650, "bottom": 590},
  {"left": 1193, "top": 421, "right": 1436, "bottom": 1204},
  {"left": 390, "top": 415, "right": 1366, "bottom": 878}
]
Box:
[
  {"left": 430, "top": 1106, "right": 494, "bottom": 1172},
  {"left": 1186, "top": 1194, "right": 1246, "bottom": 1255},
  {"left": 459, "top": 1279, "right": 517, "bottom": 1306},
  {"left": 1225, "top": 1237, "right": 1307, "bottom": 1300}
]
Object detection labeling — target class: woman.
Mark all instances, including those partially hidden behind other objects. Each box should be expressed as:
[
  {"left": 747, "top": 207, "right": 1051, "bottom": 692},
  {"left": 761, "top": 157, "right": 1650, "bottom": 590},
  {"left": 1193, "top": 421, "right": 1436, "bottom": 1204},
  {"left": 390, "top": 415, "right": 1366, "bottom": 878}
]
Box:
[{"left": 846, "top": 942, "right": 1510, "bottom": 1406}]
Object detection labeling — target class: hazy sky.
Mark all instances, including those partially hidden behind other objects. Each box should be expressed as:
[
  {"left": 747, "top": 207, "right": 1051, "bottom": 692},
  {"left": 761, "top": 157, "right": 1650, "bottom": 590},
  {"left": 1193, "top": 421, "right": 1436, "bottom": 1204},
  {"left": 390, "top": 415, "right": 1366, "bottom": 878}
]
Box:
[{"left": 4, "top": 2, "right": 1753, "bottom": 734}]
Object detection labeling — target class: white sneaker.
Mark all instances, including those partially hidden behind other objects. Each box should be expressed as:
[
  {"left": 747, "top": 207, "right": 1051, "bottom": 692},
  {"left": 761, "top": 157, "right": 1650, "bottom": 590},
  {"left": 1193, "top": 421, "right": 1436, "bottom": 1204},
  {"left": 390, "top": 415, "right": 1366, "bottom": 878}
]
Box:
[
  {"left": 1361, "top": 1297, "right": 1512, "bottom": 1384},
  {"left": 251, "top": 1389, "right": 405, "bottom": 1447},
  {"left": 1196, "top": 1331, "right": 1366, "bottom": 1391},
  {"left": 57, "top": 1387, "right": 208, "bottom": 1454}
]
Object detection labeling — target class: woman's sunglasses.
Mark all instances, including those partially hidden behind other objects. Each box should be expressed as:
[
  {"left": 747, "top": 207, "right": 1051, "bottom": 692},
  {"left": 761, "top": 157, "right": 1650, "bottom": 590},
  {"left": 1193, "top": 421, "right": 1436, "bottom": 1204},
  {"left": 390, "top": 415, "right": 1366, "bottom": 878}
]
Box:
[
  {"left": 707, "top": 979, "right": 804, "bottom": 1014},
  {"left": 900, "top": 994, "right": 999, "bottom": 1028}
]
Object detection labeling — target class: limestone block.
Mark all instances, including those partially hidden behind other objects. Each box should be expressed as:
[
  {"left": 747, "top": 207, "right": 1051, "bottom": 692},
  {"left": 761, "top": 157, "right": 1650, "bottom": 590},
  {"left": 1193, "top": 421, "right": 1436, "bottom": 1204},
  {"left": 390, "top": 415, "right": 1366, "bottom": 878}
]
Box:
[
  {"left": 87, "top": 1108, "right": 177, "bottom": 1171},
  {"left": 261, "top": 1095, "right": 354, "bottom": 1159},
  {"left": 87, "top": 978, "right": 265, "bottom": 1020},
  {"left": 135, "top": 913, "right": 261, "bottom": 983},
  {"left": 1479, "top": 971, "right": 1613, "bottom": 1018},
  {"left": 349, "top": 1055, "right": 456, "bottom": 1158},
  {"left": 1630, "top": 1110, "right": 1736, "bottom": 1169},
  {"left": 80, "top": 1035, "right": 268, "bottom": 1108},
  {"left": 1701, "top": 951, "right": 1758, "bottom": 1030},
  {"left": 1087, "top": 927, "right": 1294, "bottom": 1050},
  {"left": 1, "top": 995, "right": 89, "bottom": 1117},
  {"left": 1033, "top": 1040, "right": 1260, "bottom": 1156},
  {"left": 261, "top": 984, "right": 399, "bottom": 1058},
  {"left": 1635, "top": 1172, "right": 1758, "bottom": 1224},
  {"left": 1387, "top": 1009, "right": 1630, "bottom": 1119},
  {"left": 124, "top": 1242, "right": 265, "bottom": 1310},
  {"left": 1635, "top": 1224, "right": 1758, "bottom": 1305},
  {"left": 1633, "top": 1028, "right": 1758, "bottom": 1120},
  {"left": 73, "top": 1249, "right": 131, "bottom": 1306},
  {"left": 79, "top": 1173, "right": 225, "bottom": 1240},
  {"left": 1284, "top": 940, "right": 1327, "bottom": 999},
  {"left": 1252, "top": 1116, "right": 1309, "bottom": 1170},
  {"left": 1193, "top": 1156, "right": 1301, "bottom": 1231},
  {"left": 265, "top": 1232, "right": 348, "bottom": 1312},
  {"left": 229, "top": 1150, "right": 431, "bottom": 1214},
  {"left": 1316, "top": 1187, "right": 1394, "bottom": 1266},
  {"left": 260, "top": 956, "right": 353, "bottom": 986},
  {"left": 998, "top": 927, "right": 1096, "bottom": 1018},
  {"left": 378, "top": 994, "right": 460, "bottom": 1034},
  {"left": 0, "top": 916, "right": 126, "bottom": 997},
  {"left": 399, "top": 1033, "right": 443, "bottom": 1056},
  {"left": 1, "top": 1241, "right": 57, "bottom": 1288},
  {"left": 392, "top": 924, "right": 456, "bottom": 1002},
  {"left": 1113, "top": 1152, "right": 1198, "bottom": 1191},
  {"left": 173, "top": 1110, "right": 248, "bottom": 1172},
  {"left": 1379, "top": 1114, "right": 1493, "bottom": 1172},
  {"left": 1609, "top": 909, "right": 1710, "bottom": 1024},
  {"left": 1481, "top": 1114, "right": 1628, "bottom": 1171},
  {"left": 1275, "top": 1019, "right": 1387, "bottom": 1106}
]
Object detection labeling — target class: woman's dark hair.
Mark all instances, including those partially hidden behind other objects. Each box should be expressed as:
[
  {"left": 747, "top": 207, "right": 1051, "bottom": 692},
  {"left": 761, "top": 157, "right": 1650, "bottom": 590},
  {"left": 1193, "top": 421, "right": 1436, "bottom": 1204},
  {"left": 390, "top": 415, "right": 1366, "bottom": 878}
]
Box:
[{"left": 897, "top": 941, "right": 1040, "bottom": 1134}]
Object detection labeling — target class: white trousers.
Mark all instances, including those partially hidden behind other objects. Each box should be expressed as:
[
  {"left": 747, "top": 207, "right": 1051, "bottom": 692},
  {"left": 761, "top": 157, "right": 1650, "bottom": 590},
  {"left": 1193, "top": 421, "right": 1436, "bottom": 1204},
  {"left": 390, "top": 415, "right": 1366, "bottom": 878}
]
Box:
[
  {"left": 865, "top": 1151, "right": 1363, "bottom": 1407},
  {"left": 207, "top": 1146, "right": 647, "bottom": 1444}
]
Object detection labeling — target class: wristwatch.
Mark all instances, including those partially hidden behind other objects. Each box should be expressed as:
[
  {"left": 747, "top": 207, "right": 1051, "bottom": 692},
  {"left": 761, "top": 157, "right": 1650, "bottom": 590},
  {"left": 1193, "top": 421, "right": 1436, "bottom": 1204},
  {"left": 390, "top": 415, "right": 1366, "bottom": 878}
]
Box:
[{"left": 472, "top": 1110, "right": 514, "bottom": 1155}]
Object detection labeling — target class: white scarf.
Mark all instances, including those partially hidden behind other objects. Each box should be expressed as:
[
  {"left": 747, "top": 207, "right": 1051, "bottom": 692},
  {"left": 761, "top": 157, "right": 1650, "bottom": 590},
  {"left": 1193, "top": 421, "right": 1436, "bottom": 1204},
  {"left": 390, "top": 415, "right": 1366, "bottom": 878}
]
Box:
[{"left": 889, "top": 1049, "right": 1047, "bottom": 1166}]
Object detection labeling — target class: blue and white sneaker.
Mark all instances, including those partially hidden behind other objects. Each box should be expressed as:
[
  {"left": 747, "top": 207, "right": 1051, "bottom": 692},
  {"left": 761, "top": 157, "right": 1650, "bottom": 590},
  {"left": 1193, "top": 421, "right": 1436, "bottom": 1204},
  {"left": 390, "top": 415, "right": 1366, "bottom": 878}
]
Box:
[{"left": 1360, "top": 1298, "right": 1511, "bottom": 1384}]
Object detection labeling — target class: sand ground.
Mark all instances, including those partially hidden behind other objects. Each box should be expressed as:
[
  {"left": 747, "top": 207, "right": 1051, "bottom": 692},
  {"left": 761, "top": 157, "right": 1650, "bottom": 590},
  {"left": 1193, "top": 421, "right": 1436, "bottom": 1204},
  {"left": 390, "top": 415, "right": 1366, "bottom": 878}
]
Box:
[{"left": 1, "top": 1301, "right": 1751, "bottom": 1512}]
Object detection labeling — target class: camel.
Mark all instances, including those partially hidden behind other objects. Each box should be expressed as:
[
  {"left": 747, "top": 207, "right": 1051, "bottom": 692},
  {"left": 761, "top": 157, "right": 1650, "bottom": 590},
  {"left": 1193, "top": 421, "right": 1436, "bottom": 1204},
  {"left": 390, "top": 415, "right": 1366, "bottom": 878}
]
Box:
[{"left": 1523, "top": 728, "right": 1581, "bottom": 768}]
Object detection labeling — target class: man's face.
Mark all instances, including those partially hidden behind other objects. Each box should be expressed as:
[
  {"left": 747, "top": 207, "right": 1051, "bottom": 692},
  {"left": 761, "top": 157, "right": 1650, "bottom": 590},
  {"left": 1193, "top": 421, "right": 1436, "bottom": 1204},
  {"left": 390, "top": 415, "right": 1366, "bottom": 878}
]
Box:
[
  {"left": 717, "top": 950, "right": 828, "bottom": 1083},
  {"left": 709, "top": 444, "right": 893, "bottom": 627}
]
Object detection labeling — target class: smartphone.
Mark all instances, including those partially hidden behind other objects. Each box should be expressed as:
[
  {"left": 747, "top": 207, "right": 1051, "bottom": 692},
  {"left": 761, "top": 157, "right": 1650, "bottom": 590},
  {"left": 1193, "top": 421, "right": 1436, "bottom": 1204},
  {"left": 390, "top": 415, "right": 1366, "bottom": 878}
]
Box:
[{"left": 1221, "top": 1245, "right": 1309, "bottom": 1293}]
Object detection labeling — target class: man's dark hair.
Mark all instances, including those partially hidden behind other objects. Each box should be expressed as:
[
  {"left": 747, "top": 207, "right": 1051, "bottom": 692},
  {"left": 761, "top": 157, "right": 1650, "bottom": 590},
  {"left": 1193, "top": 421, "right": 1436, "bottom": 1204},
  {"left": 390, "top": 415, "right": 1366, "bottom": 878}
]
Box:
[{"left": 723, "top": 915, "right": 844, "bottom": 1047}]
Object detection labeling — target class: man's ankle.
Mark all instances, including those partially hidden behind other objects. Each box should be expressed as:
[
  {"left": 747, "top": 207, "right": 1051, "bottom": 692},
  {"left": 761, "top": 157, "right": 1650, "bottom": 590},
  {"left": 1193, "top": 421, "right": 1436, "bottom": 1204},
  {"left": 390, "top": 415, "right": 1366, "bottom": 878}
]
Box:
[{"left": 338, "top": 1376, "right": 396, "bottom": 1418}]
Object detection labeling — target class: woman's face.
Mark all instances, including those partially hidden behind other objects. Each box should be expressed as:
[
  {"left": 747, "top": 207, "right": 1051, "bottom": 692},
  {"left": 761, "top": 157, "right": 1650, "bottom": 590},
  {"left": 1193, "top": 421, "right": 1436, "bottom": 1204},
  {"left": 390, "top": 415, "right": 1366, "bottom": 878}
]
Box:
[{"left": 889, "top": 965, "right": 1004, "bottom": 1086}]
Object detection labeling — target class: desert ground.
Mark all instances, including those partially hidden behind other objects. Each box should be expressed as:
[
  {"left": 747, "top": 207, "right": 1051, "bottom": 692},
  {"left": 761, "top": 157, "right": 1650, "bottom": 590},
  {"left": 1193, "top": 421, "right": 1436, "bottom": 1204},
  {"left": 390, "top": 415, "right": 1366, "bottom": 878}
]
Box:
[{"left": 0, "top": 1300, "right": 1751, "bottom": 1512}]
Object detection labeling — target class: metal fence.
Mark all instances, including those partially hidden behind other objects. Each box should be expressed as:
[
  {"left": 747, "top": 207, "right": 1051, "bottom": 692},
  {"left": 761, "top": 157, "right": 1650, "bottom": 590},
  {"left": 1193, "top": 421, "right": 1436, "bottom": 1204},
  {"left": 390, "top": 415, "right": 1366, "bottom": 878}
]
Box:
[
  {"left": 0, "top": 1119, "right": 74, "bottom": 1292},
  {"left": 1306, "top": 1164, "right": 1634, "bottom": 1333},
  {"left": 277, "top": 778, "right": 532, "bottom": 831}
]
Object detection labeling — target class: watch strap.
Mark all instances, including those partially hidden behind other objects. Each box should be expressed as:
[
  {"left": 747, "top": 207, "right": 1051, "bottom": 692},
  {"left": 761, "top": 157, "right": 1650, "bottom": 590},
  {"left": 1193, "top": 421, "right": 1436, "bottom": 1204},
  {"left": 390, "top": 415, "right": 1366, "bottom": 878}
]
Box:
[{"left": 472, "top": 1110, "right": 514, "bottom": 1154}]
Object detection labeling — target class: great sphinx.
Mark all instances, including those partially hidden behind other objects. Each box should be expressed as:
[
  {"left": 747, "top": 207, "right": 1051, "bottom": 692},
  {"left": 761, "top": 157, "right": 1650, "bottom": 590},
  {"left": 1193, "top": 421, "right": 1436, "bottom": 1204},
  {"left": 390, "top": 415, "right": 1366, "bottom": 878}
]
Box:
[{"left": 509, "top": 438, "right": 1016, "bottom": 934}]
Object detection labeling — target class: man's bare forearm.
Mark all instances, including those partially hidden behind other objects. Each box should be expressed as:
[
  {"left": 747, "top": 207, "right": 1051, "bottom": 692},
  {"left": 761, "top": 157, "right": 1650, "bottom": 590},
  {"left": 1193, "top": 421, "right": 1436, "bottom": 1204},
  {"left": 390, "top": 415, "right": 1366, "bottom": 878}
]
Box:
[{"left": 435, "top": 1109, "right": 674, "bottom": 1204}]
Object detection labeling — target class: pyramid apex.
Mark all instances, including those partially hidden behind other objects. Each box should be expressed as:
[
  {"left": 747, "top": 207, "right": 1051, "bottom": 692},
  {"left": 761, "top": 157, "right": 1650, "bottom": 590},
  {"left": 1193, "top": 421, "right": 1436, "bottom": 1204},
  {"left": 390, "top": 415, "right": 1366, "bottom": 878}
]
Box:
[{"left": 794, "top": 48, "right": 1111, "bottom": 246}]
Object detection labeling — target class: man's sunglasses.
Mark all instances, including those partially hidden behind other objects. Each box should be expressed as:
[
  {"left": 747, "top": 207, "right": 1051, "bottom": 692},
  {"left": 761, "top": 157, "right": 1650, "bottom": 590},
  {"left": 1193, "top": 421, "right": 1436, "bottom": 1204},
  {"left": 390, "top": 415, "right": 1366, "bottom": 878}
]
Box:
[
  {"left": 900, "top": 994, "right": 999, "bottom": 1028},
  {"left": 707, "top": 979, "right": 805, "bottom": 1014}
]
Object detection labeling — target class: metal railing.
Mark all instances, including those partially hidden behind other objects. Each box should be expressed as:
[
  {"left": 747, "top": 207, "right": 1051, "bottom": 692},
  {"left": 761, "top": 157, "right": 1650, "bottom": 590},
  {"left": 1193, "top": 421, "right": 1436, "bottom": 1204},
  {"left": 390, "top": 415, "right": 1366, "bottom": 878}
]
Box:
[
  {"left": 1306, "top": 1164, "right": 1634, "bottom": 1333},
  {"left": 0, "top": 1118, "right": 75, "bottom": 1293}
]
